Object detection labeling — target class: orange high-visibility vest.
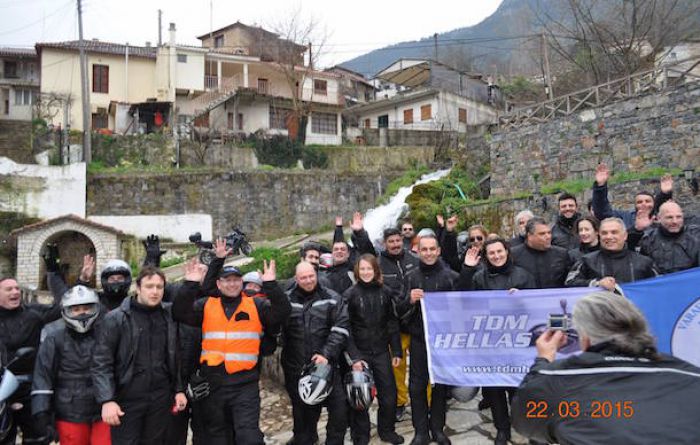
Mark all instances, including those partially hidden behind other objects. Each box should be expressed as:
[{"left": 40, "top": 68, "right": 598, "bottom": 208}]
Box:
[{"left": 200, "top": 296, "right": 263, "bottom": 374}]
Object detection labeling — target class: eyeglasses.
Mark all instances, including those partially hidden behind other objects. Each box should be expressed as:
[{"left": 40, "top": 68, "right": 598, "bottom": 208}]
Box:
[{"left": 469, "top": 236, "right": 484, "bottom": 242}]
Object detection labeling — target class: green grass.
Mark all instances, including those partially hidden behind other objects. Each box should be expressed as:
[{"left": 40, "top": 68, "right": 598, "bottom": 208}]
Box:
[
  {"left": 377, "top": 165, "right": 430, "bottom": 204},
  {"left": 537, "top": 167, "right": 682, "bottom": 195},
  {"left": 238, "top": 247, "right": 298, "bottom": 280}
]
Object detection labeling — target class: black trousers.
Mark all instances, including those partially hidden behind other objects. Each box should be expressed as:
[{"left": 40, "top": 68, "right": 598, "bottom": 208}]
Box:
[
  {"left": 349, "top": 350, "right": 398, "bottom": 444},
  {"left": 111, "top": 387, "right": 171, "bottom": 445},
  {"left": 202, "top": 380, "right": 264, "bottom": 445},
  {"left": 409, "top": 334, "right": 448, "bottom": 437},
  {"left": 284, "top": 368, "right": 348, "bottom": 445},
  {"left": 482, "top": 387, "right": 516, "bottom": 431},
  {"left": 0, "top": 394, "right": 46, "bottom": 445}
]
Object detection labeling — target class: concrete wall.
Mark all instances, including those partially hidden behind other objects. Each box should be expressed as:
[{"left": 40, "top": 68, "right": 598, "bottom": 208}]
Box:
[
  {"left": 0, "top": 157, "right": 86, "bottom": 218},
  {"left": 86, "top": 170, "right": 401, "bottom": 239},
  {"left": 89, "top": 214, "right": 212, "bottom": 243},
  {"left": 175, "top": 48, "right": 206, "bottom": 92},
  {"left": 489, "top": 82, "right": 700, "bottom": 196}
]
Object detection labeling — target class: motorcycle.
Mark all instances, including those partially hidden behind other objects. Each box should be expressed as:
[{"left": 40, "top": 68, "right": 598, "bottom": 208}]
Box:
[
  {"left": 0, "top": 347, "right": 35, "bottom": 442},
  {"left": 189, "top": 228, "right": 254, "bottom": 266}
]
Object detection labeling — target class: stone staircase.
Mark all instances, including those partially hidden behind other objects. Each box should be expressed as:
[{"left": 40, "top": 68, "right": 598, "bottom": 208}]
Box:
[{"left": 0, "top": 119, "right": 33, "bottom": 163}]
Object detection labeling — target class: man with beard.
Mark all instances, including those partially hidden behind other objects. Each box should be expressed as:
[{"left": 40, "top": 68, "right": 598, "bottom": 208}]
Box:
[
  {"left": 511, "top": 218, "right": 572, "bottom": 288},
  {"left": 551, "top": 193, "right": 582, "bottom": 250}
]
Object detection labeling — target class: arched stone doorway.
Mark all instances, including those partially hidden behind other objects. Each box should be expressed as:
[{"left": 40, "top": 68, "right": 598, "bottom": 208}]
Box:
[{"left": 38, "top": 230, "right": 96, "bottom": 290}]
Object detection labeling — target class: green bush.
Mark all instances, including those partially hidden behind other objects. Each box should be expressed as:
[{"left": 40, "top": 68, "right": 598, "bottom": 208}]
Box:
[
  {"left": 238, "top": 247, "right": 298, "bottom": 280},
  {"left": 252, "top": 134, "right": 302, "bottom": 168},
  {"left": 302, "top": 146, "right": 329, "bottom": 169}
]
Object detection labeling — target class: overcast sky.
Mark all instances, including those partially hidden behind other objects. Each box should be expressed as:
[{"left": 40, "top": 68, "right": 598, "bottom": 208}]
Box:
[{"left": 0, "top": 0, "right": 502, "bottom": 67}]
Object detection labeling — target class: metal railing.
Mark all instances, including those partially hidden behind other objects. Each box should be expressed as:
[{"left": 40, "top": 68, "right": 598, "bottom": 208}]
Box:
[{"left": 498, "top": 58, "right": 700, "bottom": 130}]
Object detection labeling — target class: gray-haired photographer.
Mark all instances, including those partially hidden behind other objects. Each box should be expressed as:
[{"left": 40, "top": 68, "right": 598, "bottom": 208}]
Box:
[{"left": 511, "top": 290, "right": 700, "bottom": 445}]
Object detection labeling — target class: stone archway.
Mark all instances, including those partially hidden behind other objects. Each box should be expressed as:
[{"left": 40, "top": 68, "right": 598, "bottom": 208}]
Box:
[{"left": 38, "top": 230, "right": 96, "bottom": 290}]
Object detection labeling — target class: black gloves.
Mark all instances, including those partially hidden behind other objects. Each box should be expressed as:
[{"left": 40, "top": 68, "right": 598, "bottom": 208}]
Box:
[
  {"left": 143, "top": 234, "right": 167, "bottom": 267},
  {"left": 186, "top": 371, "right": 211, "bottom": 402},
  {"left": 34, "top": 412, "right": 58, "bottom": 443},
  {"left": 41, "top": 243, "right": 60, "bottom": 273}
]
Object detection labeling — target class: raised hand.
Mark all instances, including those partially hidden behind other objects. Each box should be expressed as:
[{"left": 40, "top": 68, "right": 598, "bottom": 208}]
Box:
[
  {"left": 335, "top": 215, "right": 343, "bottom": 227},
  {"left": 595, "top": 163, "right": 610, "bottom": 186},
  {"left": 463, "top": 246, "right": 481, "bottom": 267},
  {"left": 214, "top": 237, "right": 232, "bottom": 259},
  {"left": 436, "top": 214, "right": 445, "bottom": 228},
  {"left": 261, "top": 259, "right": 276, "bottom": 282},
  {"left": 446, "top": 215, "right": 458, "bottom": 232},
  {"left": 143, "top": 234, "right": 167, "bottom": 266},
  {"left": 184, "top": 258, "right": 205, "bottom": 282},
  {"left": 350, "top": 212, "right": 364, "bottom": 232},
  {"left": 634, "top": 211, "right": 653, "bottom": 232},
  {"left": 660, "top": 174, "right": 673, "bottom": 194},
  {"left": 41, "top": 243, "right": 60, "bottom": 273},
  {"left": 79, "top": 255, "right": 96, "bottom": 282}
]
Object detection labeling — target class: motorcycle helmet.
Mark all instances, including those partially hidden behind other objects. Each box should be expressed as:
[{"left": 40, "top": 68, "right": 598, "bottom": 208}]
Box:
[
  {"left": 450, "top": 386, "right": 478, "bottom": 403},
  {"left": 100, "top": 259, "right": 132, "bottom": 297},
  {"left": 298, "top": 362, "right": 333, "bottom": 405},
  {"left": 456, "top": 231, "right": 469, "bottom": 259},
  {"left": 242, "top": 272, "right": 263, "bottom": 288},
  {"left": 62, "top": 285, "right": 101, "bottom": 334},
  {"left": 344, "top": 366, "right": 376, "bottom": 411}
]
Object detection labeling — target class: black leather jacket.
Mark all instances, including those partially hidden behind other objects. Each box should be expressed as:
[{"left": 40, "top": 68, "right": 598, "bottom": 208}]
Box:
[
  {"left": 281, "top": 284, "right": 350, "bottom": 373},
  {"left": 91, "top": 298, "right": 183, "bottom": 404},
  {"left": 396, "top": 261, "right": 459, "bottom": 337},
  {"left": 378, "top": 249, "right": 420, "bottom": 296},
  {"left": 636, "top": 225, "right": 700, "bottom": 274},
  {"left": 343, "top": 282, "right": 402, "bottom": 361},
  {"left": 458, "top": 260, "right": 536, "bottom": 291},
  {"left": 512, "top": 343, "right": 700, "bottom": 445},
  {"left": 511, "top": 244, "right": 572, "bottom": 288},
  {"left": 565, "top": 248, "right": 658, "bottom": 287},
  {"left": 32, "top": 320, "right": 101, "bottom": 422},
  {"left": 551, "top": 213, "right": 581, "bottom": 250}
]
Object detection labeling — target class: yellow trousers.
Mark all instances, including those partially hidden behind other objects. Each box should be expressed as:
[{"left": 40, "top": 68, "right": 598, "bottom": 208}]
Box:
[{"left": 393, "top": 332, "right": 431, "bottom": 407}]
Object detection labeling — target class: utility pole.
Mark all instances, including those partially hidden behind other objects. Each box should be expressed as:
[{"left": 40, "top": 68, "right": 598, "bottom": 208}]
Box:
[
  {"left": 77, "top": 0, "right": 91, "bottom": 163},
  {"left": 542, "top": 32, "right": 554, "bottom": 100},
  {"left": 158, "top": 9, "right": 162, "bottom": 46},
  {"left": 433, "top": 33, "right": 438, "bottom": 61}
]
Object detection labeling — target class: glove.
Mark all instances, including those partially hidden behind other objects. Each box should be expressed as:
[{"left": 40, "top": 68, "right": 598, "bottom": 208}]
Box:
[
  {"left": 186, "top": 372, "right": 211, "bottom": 401},
  {"left": 143, "top": 234, "right": 167, "bottom": 267},
  {"left": 41, "top": 244, "right": 60, "bottom": 273},
  {"left": 34, "top": 412, "right": 58, "bottom": 443}
]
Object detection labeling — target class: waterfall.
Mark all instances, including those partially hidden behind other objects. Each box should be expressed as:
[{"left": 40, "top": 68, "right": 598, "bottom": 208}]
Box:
[{"left": 364, "top": 169, "right": 451, "bottom": 244}]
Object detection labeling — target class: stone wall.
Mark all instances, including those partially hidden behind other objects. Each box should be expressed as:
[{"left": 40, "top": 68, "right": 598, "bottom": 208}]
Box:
[
  {"left": 87, "top": 170, "right": 401, "bottom": 239},
  {"left": 489, "top": 83, "right": 700, "bottom": 196},
  {"left": 0, "top": 120, "right": 33, "bottom": 163},
  {"left": 462, "top": 179, "right": 700, "bottom": 238},
  {"left": 323, "top": 146, "right": 435, "bottom": 172},
  {"left": 361, "top": 128, "right": 460, "bottom": 148}
]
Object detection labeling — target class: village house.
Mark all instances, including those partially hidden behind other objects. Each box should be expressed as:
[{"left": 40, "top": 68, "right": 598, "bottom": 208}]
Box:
[
  {"left": 346, "top": 58, "right": 501, "bottom": 132},
  {"left": 0, "top": 47, "right": 40, "bottom": 122}
]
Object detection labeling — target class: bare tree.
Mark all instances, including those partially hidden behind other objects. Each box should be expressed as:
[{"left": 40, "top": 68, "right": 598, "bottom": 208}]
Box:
[
  {"left": 533, "top": 0, "right": 700, "bottom": 90},
  {"left": 265, "top": 7, "right": 328, "bottom": 144}
]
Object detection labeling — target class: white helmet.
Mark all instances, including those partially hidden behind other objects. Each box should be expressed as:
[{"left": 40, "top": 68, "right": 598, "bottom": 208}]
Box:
[
  {"left": 242, "top": 271, "right": 263, "bottom": 287},
  {"left": 61, "top": 285, "right": 100, "bottom": 333},
  {"left": 298, "top": 362, "right": 333, "bottom": 405}
]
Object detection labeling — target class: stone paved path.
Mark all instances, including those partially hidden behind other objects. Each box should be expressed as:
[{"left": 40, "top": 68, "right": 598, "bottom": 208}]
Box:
[{"left": 259, "top": 378, "right": 531, "bottom": 445}]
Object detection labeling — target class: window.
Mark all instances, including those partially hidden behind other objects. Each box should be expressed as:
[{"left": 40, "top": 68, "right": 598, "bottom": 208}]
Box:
[
  {"left": 311, "top": 112, "right": 337, "bottom": 134},
  {"left": 403, "top": 109, "right": 413, "bottom": 124},
  {"left": 194, "top": 112, "right": 209, "bottom": 127},
  {"left": 14, "top": 89, "right": 32, "bottom": 106},
  {"left": 364, "top": 118, "right": 370, "bottom": 129},
  {"left": 177, "top": 54, "right": 187, "bottom": 63},
  {"left": 214, "top": 35, "right": 224, "bottom": 48},
  {"left": 378, "top": 115, "right": 389, "bottom": 128},
  {"left": 420, "top": 104, "right": 431, "bottom": 121},
  {"left": 269, "top": 107, "right": 289, "bottom": 130},
  {"left": 313, "top": 79, "right": 327, "bottom": 95},
  {"left": 257, "top": 78, "right": 269, "bottom": 94},
  {"left": 237, "top": 113, "right": 243, "bottom": 130},
  {"left": 3, "top": 61, "right": 17, "bottom": 79},
  {"left": 458, "top": 108, "right": 467, "bottom": 123},
  {"left": 227, "top": 112, "right": 234, "bottom": 130},
  {"left": 91, "top": 113, "right": 108, "bottom": 130},
  {"left": 92, "top": 64, "right": 109, "bottom": 94}
]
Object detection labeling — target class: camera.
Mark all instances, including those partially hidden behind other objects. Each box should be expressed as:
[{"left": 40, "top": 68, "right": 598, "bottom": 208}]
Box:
[{"left": 547, "top": 314, "right": 570, "bottom": 331}]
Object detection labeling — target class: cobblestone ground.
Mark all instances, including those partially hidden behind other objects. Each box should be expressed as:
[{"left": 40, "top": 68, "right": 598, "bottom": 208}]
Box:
[{"left": 260, "top": 378, "right": 530, "bottom": 445}]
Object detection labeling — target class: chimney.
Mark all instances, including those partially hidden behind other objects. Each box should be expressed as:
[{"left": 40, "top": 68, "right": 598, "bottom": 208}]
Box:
[
  {"left": 169, "top": 23, "right": 176, "bottom": 46},
  {"left": 145, "top": 41, "right": 151, "bottom": 47}
]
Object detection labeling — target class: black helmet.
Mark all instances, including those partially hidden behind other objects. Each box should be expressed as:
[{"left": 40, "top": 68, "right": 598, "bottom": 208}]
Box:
[
  {"left": 100, "top": 259, "right": 132, "bottom": 298},
  {"left": 344, "top": 366, "right": 376, "bottom": 411},
  {"left": 298, "top": 362, "right": 333, "bottom": 405}
]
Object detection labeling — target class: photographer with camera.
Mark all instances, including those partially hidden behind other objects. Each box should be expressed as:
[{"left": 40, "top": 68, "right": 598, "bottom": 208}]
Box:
[
  {"left": 512, "top": 291, "right": 700, "bottom": 444},
  {"left": 172, "top": 239, "right": 291, "bottom": 445}
]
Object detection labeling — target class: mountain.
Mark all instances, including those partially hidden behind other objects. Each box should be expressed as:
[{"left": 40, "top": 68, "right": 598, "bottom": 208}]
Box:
[{"left": 339, "top": 0, "right": 546, "bottom": 78}]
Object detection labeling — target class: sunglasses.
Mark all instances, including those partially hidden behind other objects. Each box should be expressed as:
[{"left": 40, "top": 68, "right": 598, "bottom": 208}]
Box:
[{"left": 469, "top": 236, "right": 484, "bottom": 242}]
